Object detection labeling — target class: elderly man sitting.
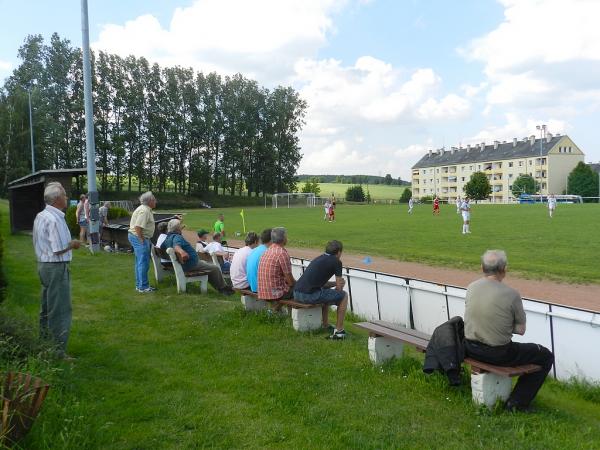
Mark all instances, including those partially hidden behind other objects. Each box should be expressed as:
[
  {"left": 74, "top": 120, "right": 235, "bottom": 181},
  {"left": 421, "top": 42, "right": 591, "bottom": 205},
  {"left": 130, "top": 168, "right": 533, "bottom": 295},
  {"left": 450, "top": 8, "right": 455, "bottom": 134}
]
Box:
[
  {"left": 257, "top": 227, "right": 295, "bottom": 307},
  {"left": 464, "top": 250, "right": 554, "bottom": 412},
  {"left": 229, "top": 231, "right": 259, "bottom": 290},
  {"left": 160, "top": 219, "right": 234, "bottom": 296},
  {"left": 204, "top": 232, "right": 231, "bottom": 273}
]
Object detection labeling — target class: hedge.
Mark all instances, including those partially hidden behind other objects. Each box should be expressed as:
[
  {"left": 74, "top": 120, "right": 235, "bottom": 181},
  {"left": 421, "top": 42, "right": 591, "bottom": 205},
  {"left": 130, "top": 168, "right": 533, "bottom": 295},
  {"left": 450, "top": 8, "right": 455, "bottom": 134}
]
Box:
[
  {"left": 65, "top": 206, "right": 131, "bottom": 237},
  {"left": 0, "top": 210, "right": 6, "bottom": 303}
]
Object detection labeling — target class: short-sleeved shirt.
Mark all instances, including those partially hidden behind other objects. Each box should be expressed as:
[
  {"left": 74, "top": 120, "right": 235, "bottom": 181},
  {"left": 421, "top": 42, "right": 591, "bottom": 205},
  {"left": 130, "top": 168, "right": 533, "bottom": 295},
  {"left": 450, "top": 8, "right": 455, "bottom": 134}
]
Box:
[
  {"left": 464, "top": 277, "right": 526, "bottom": 346},
  {"left": 230, "top": 246, "right": 253, "bottom": 289},
  {"left": 246, "top": 244, "right": 267, "bottom": 293},
  {"left": 433, "top": 199, "right": 439, "bottom": 208},
  {"left": 161, "top": 233, "right": 198, "bottom": 272},
  {"left": 214, "top": 220, "right": 225, "bottom": 235},
  {"left": 33, "top": 205, "right": 72, "bottom": 263},
  {"left": 128, "top": 204, "right": 155, "bottom": 238},
  {"left": 548, "top": 198, "right": 557, "bottom": 209},
  {"left": 257, "top": 244, "right": 292, "bottom": 300},
  {"left": 295, "top": 253, "right": 342, "bottom": 294},
  {"left": 99, "top": 205, "right": 108, "bottom": 223},
  {"left": 204, "top": 241, "right": 225, "bottom": 255}
]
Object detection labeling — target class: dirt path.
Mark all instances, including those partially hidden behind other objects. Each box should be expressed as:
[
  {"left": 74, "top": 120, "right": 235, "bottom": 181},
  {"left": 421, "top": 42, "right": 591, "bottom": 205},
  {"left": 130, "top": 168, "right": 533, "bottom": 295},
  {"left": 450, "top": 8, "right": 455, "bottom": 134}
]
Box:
[{"left": 227, "top": 239, "right": 600, "bottom": 313}]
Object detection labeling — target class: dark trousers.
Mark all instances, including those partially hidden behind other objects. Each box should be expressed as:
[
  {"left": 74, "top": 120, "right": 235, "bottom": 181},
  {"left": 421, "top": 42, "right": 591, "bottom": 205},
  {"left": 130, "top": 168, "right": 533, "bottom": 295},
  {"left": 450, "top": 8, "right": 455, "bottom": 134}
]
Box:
[
  {"left": 38, "top": 262, "right": 72, "bottom": 356},
  {"left": 465, "top": 339, "right": 554, "bottom": 407}
]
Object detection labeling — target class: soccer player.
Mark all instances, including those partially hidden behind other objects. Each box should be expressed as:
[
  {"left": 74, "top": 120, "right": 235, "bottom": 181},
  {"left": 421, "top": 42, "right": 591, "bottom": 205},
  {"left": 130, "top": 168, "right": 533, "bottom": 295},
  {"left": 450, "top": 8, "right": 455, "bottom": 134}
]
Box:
[
  {"left": 433, "top": 196, "right": 440, "bottom": 215},
  {"left": 408, "top": 197, "right": 414, "bottom": 214},
  {"left": 455, "top": 196, "right": 461, "bottom": 214},
  {"left": 461, "top": 197, "right": 471, "bottom": 234},
  {"left": 547, "top": 194, "right": 557, "bottom": 218},
  {"left": 323, "top": 199, "right": 331, "bottom": 221}
]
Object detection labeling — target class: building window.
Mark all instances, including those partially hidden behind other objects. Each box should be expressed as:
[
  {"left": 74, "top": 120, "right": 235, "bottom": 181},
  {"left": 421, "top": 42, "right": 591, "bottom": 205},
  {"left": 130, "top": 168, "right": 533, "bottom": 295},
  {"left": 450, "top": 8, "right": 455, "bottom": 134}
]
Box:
[
  {"left": 568, "top": 147, "right": 572, "bottom": 153},
  {"left": 461, "top": 177, "right": 465, "bottom": 182},
  {"left": 509, "top": 162, "right": 513, "bottom": 167},
  {"left": 436, "top": 168, "right": 439, "bottom": 173},
  {"left": 469, "top": 165, "right": 473, "bottom": 170},
  {"left": 519, "top": 161, "right": 523, "bottom": 167},
  {"left": 529, "top": 160, "right": 532, "bottom": 165},
  {"left": 461, "top": 166, "right": 465, "bottom": 171},
  {"left": 509, "top": 174, "right": 513, "bottom": 179}
]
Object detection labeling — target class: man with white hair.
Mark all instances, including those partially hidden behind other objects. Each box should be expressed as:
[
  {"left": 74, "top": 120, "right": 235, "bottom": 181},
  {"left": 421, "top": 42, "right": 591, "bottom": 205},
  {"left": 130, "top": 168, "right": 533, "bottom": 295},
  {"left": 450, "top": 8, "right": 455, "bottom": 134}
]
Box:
[
  {"left": 257, "top": 227, "right": 295, "bottom": 303},
  {"left": 464, "top": 250, "right": 554, "bottom": 412},
  {"left": 33, "top": 182, "right": 81, "bottom": 359},
  {"left": 128, "top": 191, "right": 157, "bottom": 292},
  {"left": 161, "top": 219, "right": 233, "bottom": 296}
]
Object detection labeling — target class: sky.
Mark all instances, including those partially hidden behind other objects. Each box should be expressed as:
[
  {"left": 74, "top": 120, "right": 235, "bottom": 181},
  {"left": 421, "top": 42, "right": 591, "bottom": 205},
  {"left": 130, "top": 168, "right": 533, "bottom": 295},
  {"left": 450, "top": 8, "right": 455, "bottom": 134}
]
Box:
[{"left": 2, "top": 0, "right": 600, "bottom": 180}]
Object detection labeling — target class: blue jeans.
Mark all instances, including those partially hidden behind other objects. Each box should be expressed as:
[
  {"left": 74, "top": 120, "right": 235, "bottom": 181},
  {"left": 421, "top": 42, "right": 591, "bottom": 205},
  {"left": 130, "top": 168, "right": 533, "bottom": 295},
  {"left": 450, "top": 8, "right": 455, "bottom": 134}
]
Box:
[
  {"left": 128, "top": 233, "right": 151, "bottom": 290},
  {"left": 294, "top": 288, "right": 345, "bottom": 306}
]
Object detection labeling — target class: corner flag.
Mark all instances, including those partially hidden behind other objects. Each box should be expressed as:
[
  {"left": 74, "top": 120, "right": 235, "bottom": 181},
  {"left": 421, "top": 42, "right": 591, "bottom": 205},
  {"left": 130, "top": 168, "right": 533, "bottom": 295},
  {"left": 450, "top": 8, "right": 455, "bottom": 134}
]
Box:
[{"left": 240, "top": 209, "right": 246, "bottom": 233}]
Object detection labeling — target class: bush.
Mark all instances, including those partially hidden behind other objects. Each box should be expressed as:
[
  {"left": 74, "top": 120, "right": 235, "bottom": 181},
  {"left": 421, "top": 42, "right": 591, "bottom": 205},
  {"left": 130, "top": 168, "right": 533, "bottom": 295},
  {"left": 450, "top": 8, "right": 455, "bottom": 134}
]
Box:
[
  {"left": 399, "top": 188, "right": 412, "bottom": 203},
  {"left": 420, "top": 195, "right": 433, "bottom": 203},
  {"left": 345, "top": 185, "right": 365, "bottom": 202},
  {"left": 0, "top": 212, "right": 5, "bottom": 304},
  {"left": 107, "top": 207, "right": 131, "bottom": 220},
  {"left": 65, "top": 205, "right": 78, "bottom": 237}
]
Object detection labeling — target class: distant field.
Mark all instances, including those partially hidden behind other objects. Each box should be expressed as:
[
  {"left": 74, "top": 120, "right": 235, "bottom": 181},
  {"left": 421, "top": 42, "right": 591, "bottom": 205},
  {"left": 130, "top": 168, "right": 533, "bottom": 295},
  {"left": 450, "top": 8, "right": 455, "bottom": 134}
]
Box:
[
  {"left": 180, "top": 203, "right": 600, "bottom": 284},
  {"left": 316, "top": 182, "right": 408, "bottom": 200}
]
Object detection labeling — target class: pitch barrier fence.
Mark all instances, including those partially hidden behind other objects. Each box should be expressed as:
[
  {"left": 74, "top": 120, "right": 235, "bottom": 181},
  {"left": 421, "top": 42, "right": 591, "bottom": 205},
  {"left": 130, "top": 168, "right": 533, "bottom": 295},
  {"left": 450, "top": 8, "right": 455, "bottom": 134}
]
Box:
[{"left": 225, "top": 246, "right": 600, "bottom": 383}]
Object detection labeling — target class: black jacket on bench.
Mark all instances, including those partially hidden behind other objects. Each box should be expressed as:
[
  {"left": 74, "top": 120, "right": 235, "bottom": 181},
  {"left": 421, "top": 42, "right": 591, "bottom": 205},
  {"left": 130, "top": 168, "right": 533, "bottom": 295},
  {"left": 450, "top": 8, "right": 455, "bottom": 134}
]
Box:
[{"left": 423, "top": 316, "right": 465, "bottom": 386}]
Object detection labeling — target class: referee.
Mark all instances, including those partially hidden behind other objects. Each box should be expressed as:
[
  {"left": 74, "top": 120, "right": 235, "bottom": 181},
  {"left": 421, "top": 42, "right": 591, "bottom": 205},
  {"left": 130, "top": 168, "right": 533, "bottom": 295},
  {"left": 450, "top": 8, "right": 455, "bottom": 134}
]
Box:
[{"left": 33, "top": 182, "right": 81, "bottom": 359}]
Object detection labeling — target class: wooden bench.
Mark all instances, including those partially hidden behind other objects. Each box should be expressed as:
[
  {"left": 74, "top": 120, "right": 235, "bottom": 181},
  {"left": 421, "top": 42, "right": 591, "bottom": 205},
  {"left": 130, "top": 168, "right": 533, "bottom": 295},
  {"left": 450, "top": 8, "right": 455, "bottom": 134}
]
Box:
[
  {"left": 151, "top": 246, "right": 174, "bottom": 283},
  {"left": 356, "top": 320, "right": 542, "bottom": 408},
  {"left": 165, "top": 247, "right": 209, "bottom": 294}
]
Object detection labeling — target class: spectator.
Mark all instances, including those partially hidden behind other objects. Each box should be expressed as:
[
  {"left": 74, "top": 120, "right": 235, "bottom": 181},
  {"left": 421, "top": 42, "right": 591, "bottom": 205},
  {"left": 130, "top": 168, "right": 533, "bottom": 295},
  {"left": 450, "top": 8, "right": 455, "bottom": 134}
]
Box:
[
  {"left": 76, "top": 194, "right": 88, "bottom": 242},
  {"left": 196, "top": 229, "right": 210, "bottom": 251},
  {"left": 33, "top": 182, "right": 81, "bottom": 359},
  {"left": 128, "top": 191, "right": 157, "bottom": 293},
  {"left": 155, "top": 222, "right": 171, "bottom": 267},
  {"left": 464, "top": 250, "right": 554, "bottom": 412},
  {"left": 257, "top": 227, "right": 295, "bottom": 306},
  {"left": 213, "top": 213, "right": 225, "bottom": 239},
  {"left": 161, "top": 219, "right": 233, "bottom": 296},
  {"left": 98, "top": 201, "right": 110, "bottom": 241},
  {"left": 230, "top": 232, "right": 259, "bottom": 289},
  {"left": 294, "top": 240, "right": 349, "bottom": 339},
  {"left": 204, "top": 232, "right": 231, "bottom": 273},
  {"left": 246, "top": 228, "right": 272, "bottom": 293}
]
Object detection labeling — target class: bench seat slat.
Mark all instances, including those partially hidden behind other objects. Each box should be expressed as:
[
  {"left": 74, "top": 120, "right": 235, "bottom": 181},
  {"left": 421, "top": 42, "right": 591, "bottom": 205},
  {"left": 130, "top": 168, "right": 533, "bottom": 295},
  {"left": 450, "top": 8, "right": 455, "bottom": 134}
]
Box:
[{"left": 355, "top": 322, "right": 429, "bottom": 350}]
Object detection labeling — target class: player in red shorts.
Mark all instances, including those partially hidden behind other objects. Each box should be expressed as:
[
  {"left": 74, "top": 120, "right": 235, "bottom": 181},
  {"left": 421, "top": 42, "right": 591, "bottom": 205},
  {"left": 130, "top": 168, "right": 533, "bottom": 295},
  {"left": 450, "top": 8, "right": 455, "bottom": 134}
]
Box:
[{"left": 433, "top": 196, "right": 440, "bottom": 215}]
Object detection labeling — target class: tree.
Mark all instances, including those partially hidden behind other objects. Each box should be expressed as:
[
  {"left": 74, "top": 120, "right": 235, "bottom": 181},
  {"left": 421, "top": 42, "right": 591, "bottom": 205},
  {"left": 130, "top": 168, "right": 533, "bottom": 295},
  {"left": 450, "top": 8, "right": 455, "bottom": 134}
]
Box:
[
  {"left": 345, "top": 185, "right": 365, "bottom": 202},
  {"left": 464, "top": 171, "right": 491, "bottom": 201},
  {"left": 511, "top": 174, "right": 536, "bottom": 198},
  {"left": 567, "top": 162, "right": 599, "bottom": 201},
  {"left": 384, "top": 174, "right": 393, "bottom": 185},
  {"left": 301, "top": 177, "right": 321, "bottom": 196},
  {"left": 399, "top": 188, "right": 412, "bottom": 203}
]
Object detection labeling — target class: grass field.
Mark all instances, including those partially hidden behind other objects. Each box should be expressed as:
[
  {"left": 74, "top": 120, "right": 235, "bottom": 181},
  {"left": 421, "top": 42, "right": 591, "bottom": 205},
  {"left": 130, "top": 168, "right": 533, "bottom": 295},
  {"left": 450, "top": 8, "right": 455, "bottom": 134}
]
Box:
[
  {"left": 1, "top": 200, "right": 600, "bottom": 449},
  {"left": 315, "top": 183, "right": 407, "bottom": 200},
  {"left": 177, "top": 202, "right": 600, "bottom": 284}
]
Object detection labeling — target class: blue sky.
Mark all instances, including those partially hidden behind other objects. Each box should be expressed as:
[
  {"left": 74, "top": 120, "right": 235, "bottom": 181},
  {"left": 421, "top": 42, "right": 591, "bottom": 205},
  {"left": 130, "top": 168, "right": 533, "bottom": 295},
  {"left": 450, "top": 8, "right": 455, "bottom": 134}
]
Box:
[{"left": 2, "top": 0, "right": 599, "bottom": 179}]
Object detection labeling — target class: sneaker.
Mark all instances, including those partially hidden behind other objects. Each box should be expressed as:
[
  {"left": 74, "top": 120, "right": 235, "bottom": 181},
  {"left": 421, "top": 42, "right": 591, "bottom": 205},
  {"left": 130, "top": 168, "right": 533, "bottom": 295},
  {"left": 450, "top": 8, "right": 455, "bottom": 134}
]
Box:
[
  {"left": 137, "top": 287, "right": 157, "bottom": 293},
  {"left": 330, "top": 329, "right": 347, "bottom": 340}
]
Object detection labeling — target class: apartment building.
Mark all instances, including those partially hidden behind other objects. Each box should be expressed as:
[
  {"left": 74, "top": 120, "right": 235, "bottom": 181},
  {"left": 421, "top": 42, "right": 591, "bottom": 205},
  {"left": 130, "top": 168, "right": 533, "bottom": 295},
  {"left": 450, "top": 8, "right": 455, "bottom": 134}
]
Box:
[{"left": 411, "top": 133, "right": 584, "bottom": 203}]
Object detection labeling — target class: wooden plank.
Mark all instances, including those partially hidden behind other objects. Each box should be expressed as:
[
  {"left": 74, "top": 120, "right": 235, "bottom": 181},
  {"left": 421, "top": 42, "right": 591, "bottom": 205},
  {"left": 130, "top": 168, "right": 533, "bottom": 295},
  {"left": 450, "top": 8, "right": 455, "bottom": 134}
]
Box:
[
  {"left": 280, "top": 300, "right": 318, "bottom": 309},
  {"left": 235, "top": 289, "right": 258, "bottom": 298},
  {"left": 355, "top": 322, "right": 429, "bottom": 350},
  {"left": 465, "top": 358, "right": 542, "bottom": 377},
  {"left": 373, "top": 320, "right": 432, "bottom": 341}
]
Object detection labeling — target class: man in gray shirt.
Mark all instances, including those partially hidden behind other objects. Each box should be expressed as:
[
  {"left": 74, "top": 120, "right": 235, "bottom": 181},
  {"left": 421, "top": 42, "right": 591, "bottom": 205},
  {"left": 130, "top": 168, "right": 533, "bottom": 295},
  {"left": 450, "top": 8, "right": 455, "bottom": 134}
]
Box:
[{"left": 464, "top": 250, "right": 554, "bottom": 412}]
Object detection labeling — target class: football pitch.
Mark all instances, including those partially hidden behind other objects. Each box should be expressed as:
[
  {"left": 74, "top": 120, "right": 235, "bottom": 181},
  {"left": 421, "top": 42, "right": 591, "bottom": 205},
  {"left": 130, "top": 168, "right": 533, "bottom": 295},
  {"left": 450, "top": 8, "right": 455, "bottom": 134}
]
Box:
[{"left": 180, "top": 202, "right": 600, "bottom": 284}]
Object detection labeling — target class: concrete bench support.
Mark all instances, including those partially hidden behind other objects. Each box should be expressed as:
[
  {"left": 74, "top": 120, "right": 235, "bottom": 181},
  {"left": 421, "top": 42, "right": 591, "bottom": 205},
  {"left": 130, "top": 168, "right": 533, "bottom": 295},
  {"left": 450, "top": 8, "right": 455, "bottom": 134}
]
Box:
[
  {"left": 241, "top": 295, "right": 266, "bottom": 312},
  {"left": 291, "top": 306, "right": 322, "bottom": 332},
  {"left": 470, "top": 372, "right": 512, "bottom": 408},
  {"left": 368, "top": 336, "right": 404, "bottom": 365}
]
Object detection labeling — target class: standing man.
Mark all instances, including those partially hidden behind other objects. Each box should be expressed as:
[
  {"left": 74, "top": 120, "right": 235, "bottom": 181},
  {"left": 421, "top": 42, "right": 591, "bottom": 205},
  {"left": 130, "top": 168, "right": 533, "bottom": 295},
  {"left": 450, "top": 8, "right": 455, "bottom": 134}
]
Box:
[
  {"left": 246, "top": 228, "right": 272, "bottom": 293},
  {"left": 455, "top": 196, "right": 461, "bottom": 214},
  {"left": 547, "top": 194, "right": 557, "bottom": 218},
  {"left": 128, "top": 191, "right": 157, "bottom": 293},
  {"left": 214, "top": 213, "right": 225, "bottom": 239},
  {"left": 98, "top": 201, "right": 110, "bottom": 242},
  {"left": 323, "top": 199, "right": 331, "bottom": 221},
  {"left": 433, "top": 196, "right": 440, "bottom": 215},
  {"left": 464, "top": 250, "right": 554, "bottom": 412},
  {"left": 33, "top": 182, "right": 81, "bottom": 359},
  {"left": 460, "top": 197, "right": 471, "bottom": 234},
  {"left": 408, "top": 197, "right": 414, "bottom": 214},
  {"left": 293, "top": 240, "right": 349, "bottom": 340}
]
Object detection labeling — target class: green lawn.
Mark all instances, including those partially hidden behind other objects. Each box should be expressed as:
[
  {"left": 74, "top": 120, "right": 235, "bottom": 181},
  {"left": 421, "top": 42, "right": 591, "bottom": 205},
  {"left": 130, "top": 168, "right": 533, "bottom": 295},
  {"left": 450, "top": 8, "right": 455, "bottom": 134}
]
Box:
[
  {"left": 180, "top": 202, "right": 600, "bottom": 284},
  {"left": 316, "top": 183, "right": 407, "bottom": 200}
]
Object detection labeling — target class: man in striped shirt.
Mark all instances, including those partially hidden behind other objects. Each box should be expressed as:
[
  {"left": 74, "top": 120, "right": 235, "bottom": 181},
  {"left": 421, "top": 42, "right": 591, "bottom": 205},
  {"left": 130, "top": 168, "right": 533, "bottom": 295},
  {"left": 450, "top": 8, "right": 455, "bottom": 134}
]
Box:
[
  {"left": 257, "top": 227, "right": 295, "bottom": 306},
  {"left": 33, "top": 182, "right": 81, "bottom": 359}
]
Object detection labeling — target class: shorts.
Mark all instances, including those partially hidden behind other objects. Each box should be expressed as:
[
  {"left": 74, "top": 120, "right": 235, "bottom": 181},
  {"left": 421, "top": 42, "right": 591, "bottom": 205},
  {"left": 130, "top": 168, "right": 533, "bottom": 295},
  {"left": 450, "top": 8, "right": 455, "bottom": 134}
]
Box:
[
  {"left": 78, "top": 219, "right": 89, "bottom": 227},
  {"left": 462, "top": 212, "right": 470, "bottom": 221},
  {"left": 294, "top": 288, "right": 345, "bottom": 306}
]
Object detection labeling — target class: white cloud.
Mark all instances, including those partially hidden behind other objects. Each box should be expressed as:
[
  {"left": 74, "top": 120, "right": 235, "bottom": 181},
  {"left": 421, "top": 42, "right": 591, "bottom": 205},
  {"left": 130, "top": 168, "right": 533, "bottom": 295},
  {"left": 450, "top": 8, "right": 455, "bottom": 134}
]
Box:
[
  {"left": 467, "top": 113, "right": 569, "bottom": 144},
  {"left": 0, "top": 59, "right": 11, "bottom": 71},
  {"left": 93, "top": 0, "right": 346, "bottom": 83}
]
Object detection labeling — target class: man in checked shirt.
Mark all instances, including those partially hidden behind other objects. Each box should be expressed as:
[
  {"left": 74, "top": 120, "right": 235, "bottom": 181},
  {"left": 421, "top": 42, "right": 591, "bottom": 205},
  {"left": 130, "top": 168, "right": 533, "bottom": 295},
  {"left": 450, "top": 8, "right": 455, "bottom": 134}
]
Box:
[
  {"left": 257, "top": 227, "right": 295, "bottom": 311},
  {"left": 33, "top": 182, "right": 82, "bottom": 360}
]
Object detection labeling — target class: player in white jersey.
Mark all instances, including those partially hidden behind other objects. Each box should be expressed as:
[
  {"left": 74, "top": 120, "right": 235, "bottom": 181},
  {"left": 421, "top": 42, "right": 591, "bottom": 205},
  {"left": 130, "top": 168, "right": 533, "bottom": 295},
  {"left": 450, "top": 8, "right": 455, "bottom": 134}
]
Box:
[
  {"left": 408, "top": 197, "right": 414, "bottom": 214},
  {"left": 460, "top": 197, "right": 471, "bottom": 234},
  {"left": 455, "top": 196, "right": 461, "bottom": 214},
  {"left": 323, "top": 200, "right": 331, "bottom": 220},
  {"left": 547, "top": 194, "right": 557, "bottom": 218}
]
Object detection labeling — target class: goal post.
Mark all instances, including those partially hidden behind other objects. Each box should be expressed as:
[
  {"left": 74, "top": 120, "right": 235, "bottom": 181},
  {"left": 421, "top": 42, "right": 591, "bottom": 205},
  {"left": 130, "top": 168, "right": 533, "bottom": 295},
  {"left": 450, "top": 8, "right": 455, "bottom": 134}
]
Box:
[{"left": 272, "top": 193, "right": 317, "bottom": 208}]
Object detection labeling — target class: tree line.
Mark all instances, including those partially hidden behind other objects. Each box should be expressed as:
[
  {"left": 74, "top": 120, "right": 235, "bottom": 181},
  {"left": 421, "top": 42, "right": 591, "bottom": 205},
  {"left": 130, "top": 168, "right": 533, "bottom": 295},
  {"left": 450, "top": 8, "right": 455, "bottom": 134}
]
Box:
[{"left": 0, "top": 33, "right": 306, "bottom": 197}]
